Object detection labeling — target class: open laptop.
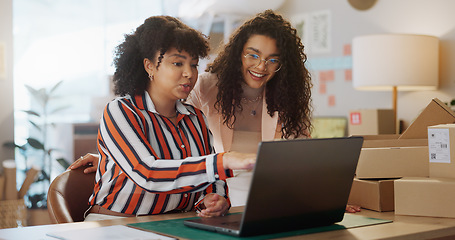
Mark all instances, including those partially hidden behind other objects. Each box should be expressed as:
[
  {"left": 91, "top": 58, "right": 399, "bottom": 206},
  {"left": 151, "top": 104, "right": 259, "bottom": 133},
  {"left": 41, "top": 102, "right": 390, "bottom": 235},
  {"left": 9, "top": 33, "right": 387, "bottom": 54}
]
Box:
[{"left": 184, "top": 136, "right": 364, "bottom": 237}]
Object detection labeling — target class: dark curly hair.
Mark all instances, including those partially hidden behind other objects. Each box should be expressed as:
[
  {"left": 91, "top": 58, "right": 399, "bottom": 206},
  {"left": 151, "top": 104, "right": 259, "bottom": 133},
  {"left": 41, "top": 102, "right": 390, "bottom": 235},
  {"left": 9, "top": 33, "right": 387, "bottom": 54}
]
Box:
[
  {"left": 208, "top": 10, "right": 313, "bottom": 139},
  {"left": 113, "top": 15, "right": 209, "bottom": 96}
]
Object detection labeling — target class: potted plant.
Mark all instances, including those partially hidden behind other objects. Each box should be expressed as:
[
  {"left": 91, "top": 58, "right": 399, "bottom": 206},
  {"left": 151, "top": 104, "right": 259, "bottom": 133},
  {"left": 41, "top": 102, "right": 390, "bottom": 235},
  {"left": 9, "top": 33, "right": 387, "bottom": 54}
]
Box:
[
  {"left": 4, "top": 80, "right": 70, "bottom": 209},
  {"left": 450, "top": 99, "right": 455, "bottom": 112}
]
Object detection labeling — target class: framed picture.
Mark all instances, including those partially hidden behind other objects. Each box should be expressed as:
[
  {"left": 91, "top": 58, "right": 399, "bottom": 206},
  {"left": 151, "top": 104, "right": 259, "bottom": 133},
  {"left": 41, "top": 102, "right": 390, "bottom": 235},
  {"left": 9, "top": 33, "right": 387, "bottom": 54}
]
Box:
[
  {"left": 291, "top": 13, "right": 310, "bottom": 47},
  {"left": 310, "top": 10, "right": 331, "bottom": 53},
  {"left": 311, "top": 116, "right": 347, "bottom": 138}
]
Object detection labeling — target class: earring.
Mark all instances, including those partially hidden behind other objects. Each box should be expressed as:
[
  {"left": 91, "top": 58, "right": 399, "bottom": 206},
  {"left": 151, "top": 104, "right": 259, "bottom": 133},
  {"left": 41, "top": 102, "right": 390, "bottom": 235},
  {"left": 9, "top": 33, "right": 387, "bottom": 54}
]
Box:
[{"left": 148, "top": 74, "right": 154, "bottom": 81}]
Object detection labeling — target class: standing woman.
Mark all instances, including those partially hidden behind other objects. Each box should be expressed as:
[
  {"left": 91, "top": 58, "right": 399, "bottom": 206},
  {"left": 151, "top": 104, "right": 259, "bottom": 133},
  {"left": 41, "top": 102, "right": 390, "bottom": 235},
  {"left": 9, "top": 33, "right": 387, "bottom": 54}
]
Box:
[
  {"left": 84, "top": 15, "right": 255, "bottom": 221},
  {"left": 185, "top": 10, "right": 312, "bottom": 206}
]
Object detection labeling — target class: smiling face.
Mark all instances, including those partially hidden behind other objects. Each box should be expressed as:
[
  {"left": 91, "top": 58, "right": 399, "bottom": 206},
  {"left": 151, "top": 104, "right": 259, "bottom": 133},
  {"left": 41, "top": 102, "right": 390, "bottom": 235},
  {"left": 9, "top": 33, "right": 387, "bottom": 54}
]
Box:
[
  {"left": 144, "top": 48, "right": 199, "bottom": 103},
  {"left": 241, "top": 34, "right": 280, "bottom": 89}
]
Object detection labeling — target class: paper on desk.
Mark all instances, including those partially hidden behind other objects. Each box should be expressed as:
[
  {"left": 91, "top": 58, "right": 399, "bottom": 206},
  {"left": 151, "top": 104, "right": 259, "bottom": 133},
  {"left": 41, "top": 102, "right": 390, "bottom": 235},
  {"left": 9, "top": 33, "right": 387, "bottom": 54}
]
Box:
[{"left": 46, "top": 225, "right": 177, "bottom": 240}]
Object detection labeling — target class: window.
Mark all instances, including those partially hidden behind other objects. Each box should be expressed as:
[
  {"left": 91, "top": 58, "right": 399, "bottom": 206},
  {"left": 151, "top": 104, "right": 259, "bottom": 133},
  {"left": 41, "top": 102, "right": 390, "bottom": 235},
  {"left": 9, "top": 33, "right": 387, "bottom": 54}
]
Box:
[{"left": 13, "top": 0, "right": 165, "bottom": 207}]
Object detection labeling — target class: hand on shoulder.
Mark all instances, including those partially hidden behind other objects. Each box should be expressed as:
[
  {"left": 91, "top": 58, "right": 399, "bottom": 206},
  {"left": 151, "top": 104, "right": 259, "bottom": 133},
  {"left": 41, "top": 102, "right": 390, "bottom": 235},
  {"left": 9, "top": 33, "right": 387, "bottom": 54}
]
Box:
[{"left": 68, "top": 153, "right": 99, "bottom": 174}]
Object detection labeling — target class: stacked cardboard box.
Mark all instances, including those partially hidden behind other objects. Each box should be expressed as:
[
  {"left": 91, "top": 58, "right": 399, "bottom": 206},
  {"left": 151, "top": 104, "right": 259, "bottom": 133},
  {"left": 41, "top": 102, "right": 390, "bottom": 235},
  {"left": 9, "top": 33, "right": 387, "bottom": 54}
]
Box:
[
  {"left": 348, "top": 98, "right": 455, "bottom": 212},
  {"left": 348, "top": 178, "right": 395, "bottom": 212},
  {"left": 395, "top": 124, "right": 455, "bottom": 218}
]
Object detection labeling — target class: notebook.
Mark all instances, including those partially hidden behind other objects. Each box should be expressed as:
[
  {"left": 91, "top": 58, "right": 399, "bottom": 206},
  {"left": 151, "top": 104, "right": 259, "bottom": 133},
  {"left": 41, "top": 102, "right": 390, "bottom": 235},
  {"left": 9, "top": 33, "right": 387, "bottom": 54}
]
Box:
[{"left": 184, "top": 136, "right": 364, "bottom": 237}]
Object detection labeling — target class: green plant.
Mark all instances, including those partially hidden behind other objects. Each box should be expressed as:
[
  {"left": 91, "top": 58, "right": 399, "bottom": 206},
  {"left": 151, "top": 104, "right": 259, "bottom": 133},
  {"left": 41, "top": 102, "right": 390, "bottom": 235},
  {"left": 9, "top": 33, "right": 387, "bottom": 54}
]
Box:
[
  {"left": 445, "top": 99, "right": 455, "bottom": 111},
  {"left": 3, "top": 80, "right": 71, "bottom": 209}
]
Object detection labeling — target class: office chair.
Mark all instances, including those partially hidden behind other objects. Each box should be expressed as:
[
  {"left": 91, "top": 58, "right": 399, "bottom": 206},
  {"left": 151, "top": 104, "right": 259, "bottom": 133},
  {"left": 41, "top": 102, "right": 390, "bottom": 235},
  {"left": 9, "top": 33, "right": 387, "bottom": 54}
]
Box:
[{"left": 47, "top": 166, "right": 95, "bottom": 223}]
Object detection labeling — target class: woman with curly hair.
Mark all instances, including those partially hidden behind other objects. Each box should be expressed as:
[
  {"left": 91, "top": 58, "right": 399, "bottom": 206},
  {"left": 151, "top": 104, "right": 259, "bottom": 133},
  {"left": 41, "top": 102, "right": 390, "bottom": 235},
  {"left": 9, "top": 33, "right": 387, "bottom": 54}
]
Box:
[
  {"left": 84, "top": 15, "right": 255, "bottom": 221},
  {"left": 185, "top": 9, "right": 312, "bottom": 207}
]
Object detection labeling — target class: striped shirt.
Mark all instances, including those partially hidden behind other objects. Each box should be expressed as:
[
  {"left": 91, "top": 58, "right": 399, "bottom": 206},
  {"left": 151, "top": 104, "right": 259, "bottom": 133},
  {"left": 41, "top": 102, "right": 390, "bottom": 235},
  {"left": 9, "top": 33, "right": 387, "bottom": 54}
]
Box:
[{"left": 89, "top": 91, "right": 233, "bottom": 215}]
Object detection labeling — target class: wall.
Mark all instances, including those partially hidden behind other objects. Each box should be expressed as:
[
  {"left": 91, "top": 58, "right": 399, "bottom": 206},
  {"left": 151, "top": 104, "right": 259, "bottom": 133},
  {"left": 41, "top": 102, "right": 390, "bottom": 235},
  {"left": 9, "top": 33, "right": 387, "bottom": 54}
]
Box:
[
  {"left": 278, "top": 0, "right": 455, "bottom": 129},
  {"left": 3, "top": 0, "right": 455, "bottom": 150},
  {"left": 0, "top": 0, "right": 15, "bottom": 162}
]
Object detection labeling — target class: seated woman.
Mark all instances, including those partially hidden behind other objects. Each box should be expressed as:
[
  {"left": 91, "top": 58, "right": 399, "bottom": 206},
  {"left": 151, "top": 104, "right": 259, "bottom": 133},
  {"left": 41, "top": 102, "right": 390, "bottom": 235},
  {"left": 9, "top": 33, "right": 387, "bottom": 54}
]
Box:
[{"left": 84, "top": 15, "right": 255, "bottom": 221}]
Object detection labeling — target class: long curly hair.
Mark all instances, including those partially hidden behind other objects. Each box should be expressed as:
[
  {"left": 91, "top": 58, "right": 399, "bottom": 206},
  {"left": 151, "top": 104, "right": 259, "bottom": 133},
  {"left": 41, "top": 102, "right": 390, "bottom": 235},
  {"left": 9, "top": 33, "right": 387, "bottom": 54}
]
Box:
[
  {"left": 208, "top": 10, "right": 313, "bottom": 138},
  {"left": 113, "top": 16, "right": 209, "bottom": 96}
]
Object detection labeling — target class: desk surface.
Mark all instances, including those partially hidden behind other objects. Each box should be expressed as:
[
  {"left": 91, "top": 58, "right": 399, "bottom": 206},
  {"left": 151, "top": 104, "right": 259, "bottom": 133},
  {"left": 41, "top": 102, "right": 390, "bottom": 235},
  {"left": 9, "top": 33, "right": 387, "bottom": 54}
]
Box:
[{"left": 2, "top": 207, "right": 455, "bottom": 240}]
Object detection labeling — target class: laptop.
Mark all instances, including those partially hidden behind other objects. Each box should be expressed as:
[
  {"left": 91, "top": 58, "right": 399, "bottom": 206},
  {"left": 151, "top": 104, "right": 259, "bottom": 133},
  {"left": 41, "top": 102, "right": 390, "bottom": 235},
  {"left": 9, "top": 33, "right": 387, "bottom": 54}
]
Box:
[{"left": 184, "top": 136, "right": 364, "bottom": 237}]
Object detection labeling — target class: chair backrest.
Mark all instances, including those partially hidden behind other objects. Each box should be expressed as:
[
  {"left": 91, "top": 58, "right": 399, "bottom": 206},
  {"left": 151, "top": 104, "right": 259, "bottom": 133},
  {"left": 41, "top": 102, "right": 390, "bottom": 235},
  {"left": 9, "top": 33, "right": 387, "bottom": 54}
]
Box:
[{"left": 47, "top": 167, "right": 95, "bottom": 223}]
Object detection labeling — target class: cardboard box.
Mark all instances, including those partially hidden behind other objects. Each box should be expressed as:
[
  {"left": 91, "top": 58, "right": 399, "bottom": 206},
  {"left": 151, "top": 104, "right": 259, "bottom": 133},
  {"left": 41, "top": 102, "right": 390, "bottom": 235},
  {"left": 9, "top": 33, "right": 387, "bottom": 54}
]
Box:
[
  {"left": 349, "top": 109, "right": 395, "bottom": 136},
  {"left": 356, "top": 146, "right": 429, "bottom": 179},
  {"left": 360, "top": 134, "right": 428, "bottom": 148},
  {"left": 399, "top": 98, "right": 455, "bottom": 139},
  {"left": 395, "top": 177, "right": 455, "bottom": 218},
  {"left": 352, "top": 98, "right": 455, "bottom": 179},
  {"left": 428, "top": 124, "right": 455, "bottom": 178},
  {"left": 348, "top": 178, "right": 396, "bottom": 212}
]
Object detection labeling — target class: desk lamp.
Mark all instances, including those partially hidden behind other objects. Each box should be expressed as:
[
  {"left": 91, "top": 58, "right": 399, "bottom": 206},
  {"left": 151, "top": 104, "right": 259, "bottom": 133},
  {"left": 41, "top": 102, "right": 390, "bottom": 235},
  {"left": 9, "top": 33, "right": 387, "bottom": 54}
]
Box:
[{"left": 352, "top": 34, "right": 439, "bottom": 133}]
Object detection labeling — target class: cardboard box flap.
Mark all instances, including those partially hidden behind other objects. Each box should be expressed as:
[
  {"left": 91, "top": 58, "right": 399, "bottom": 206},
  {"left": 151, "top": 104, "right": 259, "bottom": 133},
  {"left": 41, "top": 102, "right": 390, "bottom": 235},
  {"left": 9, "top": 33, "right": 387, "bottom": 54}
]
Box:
[
  {"left": 361, "top": 134, "right": 400, "bottom": 140},
  {"left": 362, "top": 138, "right": 427, "bottom": 148},
  {"left": 399, "top": 98, "right": 455, "bottom": 139},
  {"left": 352, "top": 134, "right": 427, "bottom": 148}
]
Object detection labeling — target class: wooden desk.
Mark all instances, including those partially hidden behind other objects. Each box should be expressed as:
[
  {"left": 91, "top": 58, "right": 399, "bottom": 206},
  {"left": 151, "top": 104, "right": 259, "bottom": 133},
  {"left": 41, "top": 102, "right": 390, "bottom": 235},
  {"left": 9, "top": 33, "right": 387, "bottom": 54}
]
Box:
[{"left": 2, "top": 207, "right": 455, "bottom": 240}]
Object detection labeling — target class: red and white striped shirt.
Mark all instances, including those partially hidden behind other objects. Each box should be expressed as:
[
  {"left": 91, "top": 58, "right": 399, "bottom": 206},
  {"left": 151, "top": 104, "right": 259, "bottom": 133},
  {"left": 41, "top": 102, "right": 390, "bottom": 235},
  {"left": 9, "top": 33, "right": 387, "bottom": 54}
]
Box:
[{"left": 89, "top": 91, "right": 233, "bottom": 215}]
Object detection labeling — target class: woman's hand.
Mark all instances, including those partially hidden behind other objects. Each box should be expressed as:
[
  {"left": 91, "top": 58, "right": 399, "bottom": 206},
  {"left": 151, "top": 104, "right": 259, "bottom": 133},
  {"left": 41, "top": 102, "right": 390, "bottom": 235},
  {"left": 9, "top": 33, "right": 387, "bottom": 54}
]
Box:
[
  {"left": 197, "top": 193, "right": 229, "bottom": 218},
  {"left": 68, "top": 153, "right": 99, "bottom": 174},
  {"left": 345, "top": 204, "right": 361, "bottom": 213},
  {"left": 223, "top": 152, "right": 256, "bottom": 170}
]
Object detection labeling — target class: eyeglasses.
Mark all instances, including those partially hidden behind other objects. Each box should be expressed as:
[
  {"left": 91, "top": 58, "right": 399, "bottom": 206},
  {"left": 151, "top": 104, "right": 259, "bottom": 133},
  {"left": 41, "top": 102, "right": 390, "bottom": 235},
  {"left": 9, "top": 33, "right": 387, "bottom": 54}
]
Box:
[{"left": 243, "top": 53, "right": 282, "bottom": 72}]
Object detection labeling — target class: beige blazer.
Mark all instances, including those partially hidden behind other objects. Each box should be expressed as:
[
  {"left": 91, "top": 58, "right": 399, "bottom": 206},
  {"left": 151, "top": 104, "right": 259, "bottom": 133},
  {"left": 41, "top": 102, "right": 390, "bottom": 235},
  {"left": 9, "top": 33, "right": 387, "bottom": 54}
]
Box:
[{"left": 186, "top": 72, "right": 280, "bottom": 152}]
